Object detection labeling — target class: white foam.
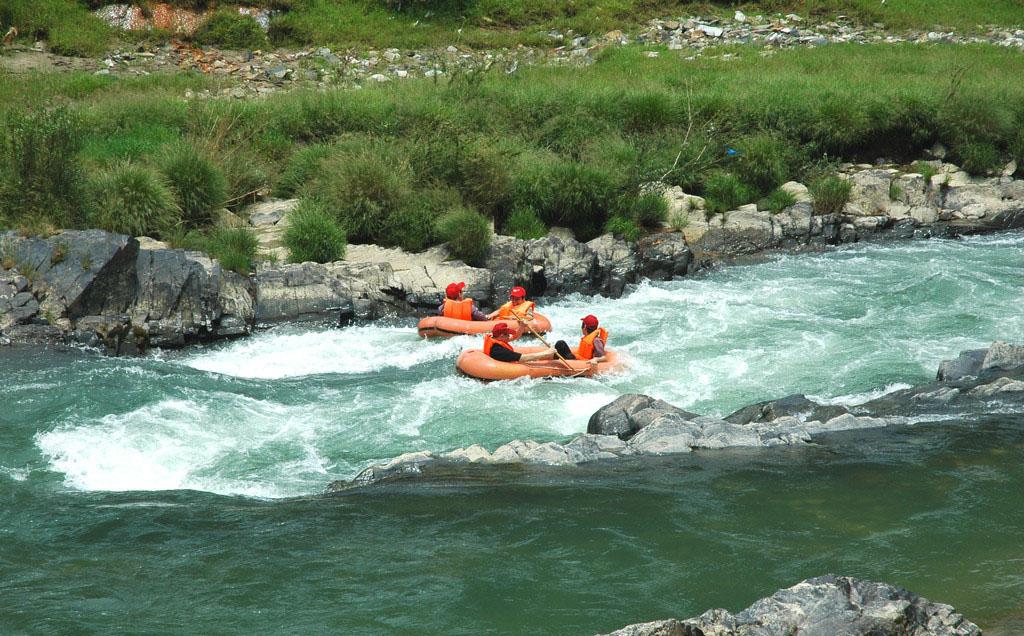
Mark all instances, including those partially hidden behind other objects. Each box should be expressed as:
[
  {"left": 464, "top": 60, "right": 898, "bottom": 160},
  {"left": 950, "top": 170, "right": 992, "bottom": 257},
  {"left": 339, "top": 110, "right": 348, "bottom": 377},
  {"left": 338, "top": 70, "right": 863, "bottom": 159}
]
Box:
[{"left": 183, "top": 326, "right": 473, "bottom": 379}]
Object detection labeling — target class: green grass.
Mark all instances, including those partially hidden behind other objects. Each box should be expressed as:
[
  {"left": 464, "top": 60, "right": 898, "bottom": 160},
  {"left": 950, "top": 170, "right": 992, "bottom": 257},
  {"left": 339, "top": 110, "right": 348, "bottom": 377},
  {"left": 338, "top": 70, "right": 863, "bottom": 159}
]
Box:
[{"left": 3, "top": 42, "right": 1024, "bottom": 251}]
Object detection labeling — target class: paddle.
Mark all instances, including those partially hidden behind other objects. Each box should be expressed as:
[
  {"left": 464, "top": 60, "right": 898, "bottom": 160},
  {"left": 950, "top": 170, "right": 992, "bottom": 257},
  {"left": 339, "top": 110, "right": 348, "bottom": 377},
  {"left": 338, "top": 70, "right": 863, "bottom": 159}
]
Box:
[{"left": 508, "top": 309, "right": 593, "bottom": 378}]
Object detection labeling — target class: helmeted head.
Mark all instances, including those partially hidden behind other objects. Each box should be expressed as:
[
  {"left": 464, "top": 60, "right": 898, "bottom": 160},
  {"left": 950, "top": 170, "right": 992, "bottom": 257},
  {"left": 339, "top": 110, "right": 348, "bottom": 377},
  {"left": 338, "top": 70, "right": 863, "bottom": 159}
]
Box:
[
  {"left": 446, "top": 281, "right": 466, "bottom": 300},
  {"left": 581, "top": 314, "right": 599, "bottom": 332},
  {"left": 491, "top": 322, "right": 513, "bottom": 340},
  {"left": 510, "top": 286, "right": 527, "bottom": 300}
]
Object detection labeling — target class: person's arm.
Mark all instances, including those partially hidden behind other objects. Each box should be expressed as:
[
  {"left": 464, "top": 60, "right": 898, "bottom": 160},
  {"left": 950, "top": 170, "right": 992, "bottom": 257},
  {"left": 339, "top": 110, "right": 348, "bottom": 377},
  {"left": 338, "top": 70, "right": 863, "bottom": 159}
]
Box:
[
  {"left": 488, "top": 345, "right": 522, "bottom": 363},
  {"left": 472, "top": 304, "right": 491, "bottom": 321},
  {"left": 588, "top": 337, "right": 607, "bottom": 365},
  {"left": 519, "top": 348, "right": 556, "bottom": 362},
  {"left": 437, "top": 303, "right": 445, "bottom": 316}
]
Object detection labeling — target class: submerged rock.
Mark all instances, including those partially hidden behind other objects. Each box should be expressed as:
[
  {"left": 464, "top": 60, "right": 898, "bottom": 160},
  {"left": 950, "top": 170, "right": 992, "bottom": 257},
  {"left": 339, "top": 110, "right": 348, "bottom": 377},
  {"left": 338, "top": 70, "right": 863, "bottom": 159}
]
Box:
[
  {"left": 724, "top": 393, "right": 849, "bottom": 425},
  {"left": 600, "top": 575, "right": 980, "bottom": 636}
]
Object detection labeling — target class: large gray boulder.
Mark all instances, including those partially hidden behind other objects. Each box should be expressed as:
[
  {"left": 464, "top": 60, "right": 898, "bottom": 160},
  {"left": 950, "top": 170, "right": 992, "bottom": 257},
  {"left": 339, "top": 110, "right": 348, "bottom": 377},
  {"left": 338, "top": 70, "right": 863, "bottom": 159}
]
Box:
[
  {"left": 587, "top": 234, "right": 640, "bottom": 297},
  {"left": 936, "top": 349, "right": 988, "bottom": 381},
  {"left": 637, "top": 232, "right": 691, "bottom": 280},
  {"left": 601, "top": 575, "right": 980, "bottom": 636},
  {"left": 485, "top": 232, "right": 642, "bottom": 301},
  {"left": 1, "top": 231, "right": 257, "bottom": 350},
  {"left": 132, "top": 248, "right": 255, "bottom": 347},
  {"left": 1, "top": 229, "right": 139, "bottom": 321},
  {"left": 254, "top": 260, "right": 403, "bottom": 323},
  {"left": 587, "top": 394, "right": 700, "bottom": 440}
]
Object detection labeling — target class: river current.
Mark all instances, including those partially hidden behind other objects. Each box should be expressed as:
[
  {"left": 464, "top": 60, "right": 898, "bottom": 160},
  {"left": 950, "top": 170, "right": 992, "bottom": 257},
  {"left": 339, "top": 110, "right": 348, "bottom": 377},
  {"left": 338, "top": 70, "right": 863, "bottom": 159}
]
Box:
[{"left": 3, "top": 233, "right": 1024, "bottom": 634}]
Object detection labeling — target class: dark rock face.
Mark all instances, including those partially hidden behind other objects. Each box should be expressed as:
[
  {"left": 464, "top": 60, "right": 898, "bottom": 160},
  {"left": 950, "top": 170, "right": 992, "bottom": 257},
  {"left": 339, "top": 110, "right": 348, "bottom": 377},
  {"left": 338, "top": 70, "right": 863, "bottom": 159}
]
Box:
[
  {"left": 484, "top": 233, "right": 642, "bottom": 300},
  {"left": 724, "top": 393, "right": 850, "bottom": 425},
  {"left": 935, "top": 341, "right": 1024, "bottom": 382},
  {"left": 1, "top": 232, "right": 254, "bottom": 351},
  {"left": 132, "top": 249, "right": 255, "bottom": 347},
  {"left": 602, "top": 575, "right": 980, "bottom": 636},
  {"left": 637, "top": 232, "right": 691, "bottom": 280},
  {"left": 587, "top": 394, "right": 700, "bottom": 440}
]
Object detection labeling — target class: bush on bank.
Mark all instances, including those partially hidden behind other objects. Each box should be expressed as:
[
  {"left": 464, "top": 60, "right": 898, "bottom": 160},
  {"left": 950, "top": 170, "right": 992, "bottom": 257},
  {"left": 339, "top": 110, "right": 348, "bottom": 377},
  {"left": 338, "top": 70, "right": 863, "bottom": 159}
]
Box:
[
  {"left": 2, "top": 44, "right": 1024, "bottom": 258},
  {"left": 283, "top": 199, "right": 347, "bottom": 263}
]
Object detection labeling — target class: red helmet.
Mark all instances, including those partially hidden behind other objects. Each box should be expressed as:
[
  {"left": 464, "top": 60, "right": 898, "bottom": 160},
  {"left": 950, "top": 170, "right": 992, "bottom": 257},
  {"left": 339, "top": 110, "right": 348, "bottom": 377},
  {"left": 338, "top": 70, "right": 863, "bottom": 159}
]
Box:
[
  {"left": 581, "top": 314, "right": 599, "bottom": 329},
  {"left": 510, "top": 286, "right": 527, "bottom": 299},
  {"left": 445, "top": 281, "right": 466, "bottom": 300},
  {"left": 491, "top": 322, "right": 512, "bottom": 337}
]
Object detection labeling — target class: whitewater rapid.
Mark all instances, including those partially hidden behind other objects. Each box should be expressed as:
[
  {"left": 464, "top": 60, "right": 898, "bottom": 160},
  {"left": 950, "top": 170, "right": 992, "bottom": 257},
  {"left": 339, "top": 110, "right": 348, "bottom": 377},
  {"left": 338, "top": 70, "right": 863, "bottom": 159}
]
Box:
[{"left": 29, "top": 234, "right": 1024, "bottom": 498}]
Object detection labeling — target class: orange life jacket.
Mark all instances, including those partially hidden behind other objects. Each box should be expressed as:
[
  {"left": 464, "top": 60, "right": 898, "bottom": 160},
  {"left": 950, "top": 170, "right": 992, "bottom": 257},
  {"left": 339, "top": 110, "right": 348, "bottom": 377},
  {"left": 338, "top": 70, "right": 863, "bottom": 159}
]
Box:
[
  {"left": 443, "top": 298, "right": 474, "bottom": 320},
  {"left": 498, "top": 300, "right": 535, "bottom": 319},
  {"left": 483, "top": 335, "right": 516, "bottom": 357},
  {"left": 577, "top": 327, "right": 608, "bottom": 360}
]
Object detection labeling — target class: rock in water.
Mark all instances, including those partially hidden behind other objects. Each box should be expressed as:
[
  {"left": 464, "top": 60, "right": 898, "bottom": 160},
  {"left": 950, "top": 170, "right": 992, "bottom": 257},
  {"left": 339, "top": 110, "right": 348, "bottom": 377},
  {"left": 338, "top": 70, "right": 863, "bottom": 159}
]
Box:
[
  {"left": 600, "top": 575, "right": 980, "bottom": 635},
  {"left": 936, "top": 348, "right": 987, "bottom": 381},
  {"left": 586, "top": 394, "right": 699, "bottom": 440},
  {"left": 724, "top": 393, "right": 849, "bottom": 424}
]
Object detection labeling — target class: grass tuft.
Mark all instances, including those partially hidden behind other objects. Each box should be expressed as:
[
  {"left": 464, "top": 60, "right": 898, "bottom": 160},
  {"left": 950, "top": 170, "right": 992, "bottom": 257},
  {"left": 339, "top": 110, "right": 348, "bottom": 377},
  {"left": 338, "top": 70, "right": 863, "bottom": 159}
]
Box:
[
  {"left": 87, "top": 161, "right": 181, "bottom": 237},
  {"left": 283, "top": 199, "right": 347, "bottom": 263},
  {"left": 810, "top": 174, "right": 852, "bottom": 215},
  {"left": 160, "top": 143, "right": 229, "bottom": 229},
  {"left": 502, "top": 205, "right": 547, "bottom": 240},
  {"left": 436, "top": 206, "right": 491, "bottom": 265}
]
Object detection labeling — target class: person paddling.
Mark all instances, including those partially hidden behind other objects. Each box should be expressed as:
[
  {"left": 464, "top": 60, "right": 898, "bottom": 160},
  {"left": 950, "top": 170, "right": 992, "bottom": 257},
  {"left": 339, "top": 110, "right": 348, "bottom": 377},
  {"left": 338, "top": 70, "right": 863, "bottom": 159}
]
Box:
[
  {"left": 554, "top": 314, "right": 608, "bottom": 367},
  {"left": 483, "top": 323, "right": 555, "bottom": 363},
  {"left": 438, "top": 282, "right": 488, "bottom": 321},
  {"left": 487, "top": 286, "right": 535, "bottom": 321}
]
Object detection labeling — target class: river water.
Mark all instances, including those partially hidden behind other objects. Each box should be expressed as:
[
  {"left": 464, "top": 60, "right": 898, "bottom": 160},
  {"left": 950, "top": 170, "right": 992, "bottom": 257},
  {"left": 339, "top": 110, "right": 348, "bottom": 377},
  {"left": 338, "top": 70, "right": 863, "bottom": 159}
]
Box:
[{"left": 3, "top": 234, "right": 1024, "bottom": 634}]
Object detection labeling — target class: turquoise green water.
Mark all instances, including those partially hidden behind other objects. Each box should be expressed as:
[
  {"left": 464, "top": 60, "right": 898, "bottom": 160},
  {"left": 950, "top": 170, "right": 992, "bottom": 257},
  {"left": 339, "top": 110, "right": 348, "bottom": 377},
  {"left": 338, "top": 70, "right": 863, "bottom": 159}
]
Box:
[{"left": 3, "top": 234, "right": 1024, "bottom": 633}]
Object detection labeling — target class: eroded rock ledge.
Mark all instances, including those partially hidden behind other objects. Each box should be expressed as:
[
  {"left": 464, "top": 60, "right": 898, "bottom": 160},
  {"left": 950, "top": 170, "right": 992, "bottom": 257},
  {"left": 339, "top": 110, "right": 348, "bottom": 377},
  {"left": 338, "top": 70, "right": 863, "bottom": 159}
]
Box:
[
  {"left": 326, "top": 341, "right": 1024, "bottom": 490},
  {"left": 599, "top": 575, "right": 979, "bottom": 636}
]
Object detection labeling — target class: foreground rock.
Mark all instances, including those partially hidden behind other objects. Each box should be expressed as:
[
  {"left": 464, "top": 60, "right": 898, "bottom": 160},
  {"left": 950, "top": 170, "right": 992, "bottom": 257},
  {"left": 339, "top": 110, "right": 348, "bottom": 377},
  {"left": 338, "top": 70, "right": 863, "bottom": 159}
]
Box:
[
  {"left": 328, "top": 341, "right": 1024, "bottom": 490},
  {"left": 600, "top": 575, "right": 979, "bottom": 636}
]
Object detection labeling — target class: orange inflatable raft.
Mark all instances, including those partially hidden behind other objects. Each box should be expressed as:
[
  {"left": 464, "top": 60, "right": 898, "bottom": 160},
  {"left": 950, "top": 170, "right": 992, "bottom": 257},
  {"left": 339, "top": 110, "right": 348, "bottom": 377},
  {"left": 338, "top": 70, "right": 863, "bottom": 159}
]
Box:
[
  {"left": 456, "top": 346, "right": 620, "bottom": 381},
  {"left": 417, "top": 314, "right": 552, "bottom": 339}
]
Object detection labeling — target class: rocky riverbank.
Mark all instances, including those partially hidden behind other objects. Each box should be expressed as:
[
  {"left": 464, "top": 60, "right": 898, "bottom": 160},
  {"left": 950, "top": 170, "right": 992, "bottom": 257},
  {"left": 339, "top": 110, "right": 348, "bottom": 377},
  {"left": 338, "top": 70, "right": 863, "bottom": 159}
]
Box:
[
  {"left": 4, "top": 6, "right": 1020, "bottom": 101},
  {"left": 2, "top": 160, "right": 1022, "bottom": 351},
  {"left": 600, "top": 575, "right": 979, "bottom": 636},
  {"left": 326, "top": 340, "right": 1024, "bottom": 490}
]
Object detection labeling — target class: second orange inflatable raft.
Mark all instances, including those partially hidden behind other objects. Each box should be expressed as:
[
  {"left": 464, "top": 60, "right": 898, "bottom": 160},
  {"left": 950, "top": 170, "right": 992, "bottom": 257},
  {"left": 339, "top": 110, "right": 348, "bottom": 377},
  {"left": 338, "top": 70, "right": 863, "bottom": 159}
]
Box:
[
  {"left": 456, "top": 346, "right": 620, "bottom": 381},
  {"left": 418, "top": 314, "right": 552, "bottom": 339}
]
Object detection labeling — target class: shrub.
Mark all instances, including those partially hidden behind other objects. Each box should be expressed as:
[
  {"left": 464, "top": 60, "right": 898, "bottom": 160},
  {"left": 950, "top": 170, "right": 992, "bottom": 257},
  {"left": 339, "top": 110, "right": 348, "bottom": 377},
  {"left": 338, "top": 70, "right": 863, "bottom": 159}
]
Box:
[
  {"left": 204, "top": 227, "right": 258, "bottom": 275},
  {"left": 436, "top": 206, "right": 491, "bottom": 265},
  {"left": 810, "top": 175, "right": 852, "bottom": 215},
  {"left": 380, "top": 188, "right": 450, "bottom": 252},
  {"left": 703, "top": 172, "right": 756, "bottom": 215},
  {"left": 308, "top": 148, "right": 414, "bottom": 245},
  {"left": 283, "top": 199, "right": 347, "bottom": 263},
  {"left": 161, "top": 144, "right": 229, "bottom": 229},
  {"left": 220, "top": 147, "right": 268, "bottom": 211},
  {"left": 457, "top": 140, "right": 513, "bottom": 216},
  {"left": 888, "top": 181, "right": 902, "bottom": 201},
  {"left": 604, "top": 215, "right": 641, "bottom": 242},
  {"left": 194, "top": 10, "right": 269, "bottom": 50},
  {"left": 87, "top": 162, "right": 180, "bottom": 237},
  {"left": 910, "top": 161, "right": 938, "bottom": 183},
  {"left": 758, "top": 188, "right": 798, "bottom": 215},
  {"left": 273, "top": 143, "right": 331, "bottom": 198},
  {"left": 630, "top": 190, "right": 668, "bottom": 227},
  {"left": 512, "top": 156, "right": 618, "bottom": 241},
  {"left": 502, "top": 206, "right": 547, "bottom": 240},
  {"left": 957, "top": 141, "right": 1002, "bottom": 176},
  {"left": 732, "top": 133, "right": 801, "bottom": 195},
  {"left": 0, "top": 107, "right": 87, "bottom": 231}
]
